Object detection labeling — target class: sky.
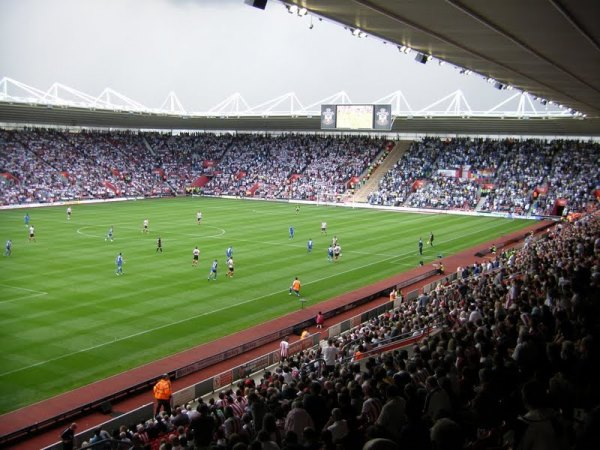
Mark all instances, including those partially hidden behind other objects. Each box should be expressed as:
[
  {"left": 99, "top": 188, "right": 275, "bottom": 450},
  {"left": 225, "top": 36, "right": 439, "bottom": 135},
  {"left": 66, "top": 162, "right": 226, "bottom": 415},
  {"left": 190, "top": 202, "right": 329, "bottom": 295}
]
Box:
[{"left": 0, "top": 0, "right": 517, "bottom": 113}]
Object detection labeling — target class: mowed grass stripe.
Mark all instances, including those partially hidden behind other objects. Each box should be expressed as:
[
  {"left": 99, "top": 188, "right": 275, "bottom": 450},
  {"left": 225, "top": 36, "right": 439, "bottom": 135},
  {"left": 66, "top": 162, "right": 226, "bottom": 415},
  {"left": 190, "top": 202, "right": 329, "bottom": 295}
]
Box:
[{"left": 0, "top": 197, "right": 532, "bottom": 412}]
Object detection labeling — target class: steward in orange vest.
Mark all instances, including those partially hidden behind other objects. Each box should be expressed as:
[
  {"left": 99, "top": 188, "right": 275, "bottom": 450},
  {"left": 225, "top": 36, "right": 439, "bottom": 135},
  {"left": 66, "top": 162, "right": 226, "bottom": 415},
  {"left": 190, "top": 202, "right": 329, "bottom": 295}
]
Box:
[{"left": 153, "top": 374, "right": 172, "bottom": 417}]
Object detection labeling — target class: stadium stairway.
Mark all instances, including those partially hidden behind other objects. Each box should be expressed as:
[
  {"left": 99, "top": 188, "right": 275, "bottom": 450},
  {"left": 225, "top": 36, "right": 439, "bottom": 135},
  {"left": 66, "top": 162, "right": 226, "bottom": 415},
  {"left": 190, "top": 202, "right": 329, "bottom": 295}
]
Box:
[
  {"left": 474, "top": 196, "right": 487, "bottom": 212},
  {"left": 352, "top": 140, "right": 412, "bottom": 203}
]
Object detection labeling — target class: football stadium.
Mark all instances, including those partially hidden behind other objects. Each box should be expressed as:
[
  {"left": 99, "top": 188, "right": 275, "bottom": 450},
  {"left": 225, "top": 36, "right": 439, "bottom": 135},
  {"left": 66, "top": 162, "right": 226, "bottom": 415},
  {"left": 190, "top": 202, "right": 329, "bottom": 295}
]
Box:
[{"left": 0, "top": 1, "right": 599, "bottom": 449}]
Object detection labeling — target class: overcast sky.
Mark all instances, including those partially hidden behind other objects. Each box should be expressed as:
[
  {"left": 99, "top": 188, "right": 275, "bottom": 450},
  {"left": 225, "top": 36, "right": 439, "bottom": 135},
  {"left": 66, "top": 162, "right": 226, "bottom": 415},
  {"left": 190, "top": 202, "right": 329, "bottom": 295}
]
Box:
[{"left": 0, "top": 0, "right": 517, "bottom": 113}]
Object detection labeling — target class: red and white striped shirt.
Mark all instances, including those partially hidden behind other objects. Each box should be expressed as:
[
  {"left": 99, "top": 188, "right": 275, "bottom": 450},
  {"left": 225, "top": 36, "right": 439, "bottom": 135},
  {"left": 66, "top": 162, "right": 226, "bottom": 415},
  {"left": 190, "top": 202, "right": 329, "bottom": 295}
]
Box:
[{"left": 280, "top": 339, "right": 289, "bottom": 358}]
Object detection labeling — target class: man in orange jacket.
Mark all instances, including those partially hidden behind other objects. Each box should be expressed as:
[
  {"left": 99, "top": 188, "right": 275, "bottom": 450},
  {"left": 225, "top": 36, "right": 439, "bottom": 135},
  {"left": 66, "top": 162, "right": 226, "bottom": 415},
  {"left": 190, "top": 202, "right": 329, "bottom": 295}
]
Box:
[
  {"left": 289, "top": 276, "right": 301, "bottom": 297},
  {"left": 153, "top": 373, "right": 172, "bottom": 417}
]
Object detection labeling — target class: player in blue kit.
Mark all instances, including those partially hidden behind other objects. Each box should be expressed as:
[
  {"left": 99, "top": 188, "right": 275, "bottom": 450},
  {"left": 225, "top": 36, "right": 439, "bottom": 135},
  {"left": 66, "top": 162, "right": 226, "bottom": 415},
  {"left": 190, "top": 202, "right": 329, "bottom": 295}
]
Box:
[
  {"left": 327, "top": 245, "right": 334, "bottom": 262},
  {"left": 307, "top": 238, "right": 313, "bottom": 253},
  {"left": 208, "top": 259, "right": 218, "bottom": 281},
  {"left": 289, "top": 226, "right": 295, "bottom": 239},
  {"left": 115, "top": 253, "right": 124, "bottom": 275},
  {"left": 226, "top": 246, "right": 233, "bottom": 258}
]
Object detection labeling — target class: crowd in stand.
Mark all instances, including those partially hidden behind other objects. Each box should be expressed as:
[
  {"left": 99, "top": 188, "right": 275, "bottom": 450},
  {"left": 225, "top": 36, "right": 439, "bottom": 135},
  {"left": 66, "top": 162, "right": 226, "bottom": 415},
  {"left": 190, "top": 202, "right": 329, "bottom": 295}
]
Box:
[
  {"left": 1, "top": 130, "right": 597, "bottom": 213},
  {"left": 144, "top": 132, "right": 236, "bottom": 191},
  {"left": 289, "top": 136, "right": 382, "bottom": 201},
  {"left": 205, "top": 135, "right": 311, "bottom": 198},
  {"left": 0, "top": 129, "right": 385, "bottom": 206},
  {"left": 533, "top": 141, "right": 599, "bottom": 216},
  {"left": 368, "top": 138, "right": 599, "bottom": 215},
  {"left": 0, "top": 129, "right": 172, "bottom": 203},
  {"left": 74, "top": 213, "right": 599, "bottom": 450},
  {"left": 478, "top": 141, "right": 559, "bottom": 215}
]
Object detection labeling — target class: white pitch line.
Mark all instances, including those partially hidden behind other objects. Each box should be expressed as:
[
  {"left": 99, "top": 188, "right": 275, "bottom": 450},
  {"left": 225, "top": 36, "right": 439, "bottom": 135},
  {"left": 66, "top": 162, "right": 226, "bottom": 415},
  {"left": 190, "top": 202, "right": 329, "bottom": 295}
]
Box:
[
  {"left": 0, "top": 218, "right": 517, "bottom": 376},
  {"left": 0, "top": 284, "right": 48, "bottom": 304}
]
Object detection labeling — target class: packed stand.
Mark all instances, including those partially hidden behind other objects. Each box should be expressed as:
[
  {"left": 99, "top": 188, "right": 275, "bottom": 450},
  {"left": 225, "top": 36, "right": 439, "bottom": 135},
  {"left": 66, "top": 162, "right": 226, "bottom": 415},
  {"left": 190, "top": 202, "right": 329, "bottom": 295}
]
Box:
[
  {"left": 368, "top": 137, "right": 494, "bottom": 210},
  {"left": 537, "top": 141, "right": 600, "bottom": 216},
  {"left": 0, "top": 128, "right": 171, "bottom": 204},
  {"left": 144, "top": 132, "right": 235, "bottom": 193},
  {"left": 368, "top": 138, "right": 443, "bottom": 207},
  {"left": 204, "top": 134, "right": 311, "bottom": 198},
  {"left": 478, "top": 140, "right": 599, "bottom": 216},
  {"left": 204, "top": 134, "right": 384, "bottom": 201},
  {"left": 2, "top": 130, "right": 597, "bottom": 215},
  {"left": 1, "top": 128, "right": 387, "bottom": 205},
  {"left": 369, "top": 138, "right": 599, "bottom": 215},
  {"left": 403, "top": 138, "right": 498, "bottom": 210},
  {"left": 478, "top": 140, "right": 556, "bottom": 215},
  {"left": 289, "top": 136, "right": 385, "bottom": 201}
]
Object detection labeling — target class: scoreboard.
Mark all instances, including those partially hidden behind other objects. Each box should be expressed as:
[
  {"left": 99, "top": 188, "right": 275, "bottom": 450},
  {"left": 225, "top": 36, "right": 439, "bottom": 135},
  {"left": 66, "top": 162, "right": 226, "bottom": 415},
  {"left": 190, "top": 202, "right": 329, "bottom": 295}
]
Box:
[{"left": 320, "top": 104, "right": 393, "bottom": 130}]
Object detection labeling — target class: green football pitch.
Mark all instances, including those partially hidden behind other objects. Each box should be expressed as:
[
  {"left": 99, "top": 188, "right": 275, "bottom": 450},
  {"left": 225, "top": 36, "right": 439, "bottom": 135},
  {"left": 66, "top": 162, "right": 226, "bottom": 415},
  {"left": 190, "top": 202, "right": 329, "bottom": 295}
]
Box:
[{"left": 0, "top": 197, "right": 532, "bottom": 413}]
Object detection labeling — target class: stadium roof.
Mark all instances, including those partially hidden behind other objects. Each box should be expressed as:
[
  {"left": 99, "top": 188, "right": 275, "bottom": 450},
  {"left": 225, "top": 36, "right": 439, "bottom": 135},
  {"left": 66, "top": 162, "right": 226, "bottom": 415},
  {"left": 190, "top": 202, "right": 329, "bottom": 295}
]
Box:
[
  {"left": 284, "top": 0, "right": 600, "bottom": 118},
  {"left": 0, "top": 0, "right": 599, "bottom": 136},
  {"left": 0, "top": 100, "right": 598, "bottom": 136}
]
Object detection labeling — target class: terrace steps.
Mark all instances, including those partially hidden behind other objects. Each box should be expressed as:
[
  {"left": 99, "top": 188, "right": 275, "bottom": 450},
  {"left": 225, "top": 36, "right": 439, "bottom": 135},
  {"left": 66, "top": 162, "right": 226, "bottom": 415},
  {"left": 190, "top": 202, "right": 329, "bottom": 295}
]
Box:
[{"left": 352, "top": 140, "right": 412, "bottom": 203}]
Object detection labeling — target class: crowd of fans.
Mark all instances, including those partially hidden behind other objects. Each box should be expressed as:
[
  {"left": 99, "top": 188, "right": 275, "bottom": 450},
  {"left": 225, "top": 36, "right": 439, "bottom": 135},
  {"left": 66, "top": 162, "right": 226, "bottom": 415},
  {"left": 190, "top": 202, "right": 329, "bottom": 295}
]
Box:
[
  {"left": 368, "top": 138, "right": 599, "bottom": 215},
  {"left": 0, "top": 129, "right": 173, "bottom": 203},
  {"left": 0, "top": 129, "right": 385, "bottom": 205},
  {"left": 74, "top": 213, "right": 599, "bottom": 450},
  {"left": 1, "top": 129, "right": 597, "bottom": 213}
]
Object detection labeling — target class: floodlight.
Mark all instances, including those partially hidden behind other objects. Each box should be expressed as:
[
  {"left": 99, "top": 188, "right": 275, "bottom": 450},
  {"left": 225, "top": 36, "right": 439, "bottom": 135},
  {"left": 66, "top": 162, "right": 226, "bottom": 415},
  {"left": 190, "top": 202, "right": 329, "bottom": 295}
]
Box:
[{"left": 415, "top": 53, "right": 428, "bottom": 64}]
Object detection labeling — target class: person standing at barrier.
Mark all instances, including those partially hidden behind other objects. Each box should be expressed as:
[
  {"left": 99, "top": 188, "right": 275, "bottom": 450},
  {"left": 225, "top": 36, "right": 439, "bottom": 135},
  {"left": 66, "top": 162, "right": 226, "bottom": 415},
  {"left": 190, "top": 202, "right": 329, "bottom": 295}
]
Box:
[
  {"left": 153, "top": 373, "right": 173, "bottom": 417},
  {"left": 315, "top": 311, "right": 324, "bottom": 329},
  {"left": 280, "top": 336, "right": 289, "bottom": 361},
  {"left": 60, "top": 422, "right": 77, "bottom": 450}
]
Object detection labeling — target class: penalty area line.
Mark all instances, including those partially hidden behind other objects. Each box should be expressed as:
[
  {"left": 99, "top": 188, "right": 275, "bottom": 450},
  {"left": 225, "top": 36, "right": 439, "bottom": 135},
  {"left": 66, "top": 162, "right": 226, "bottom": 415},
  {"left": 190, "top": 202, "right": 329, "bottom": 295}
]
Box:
[{"left": 0, "top": 284, "right": 48, "bottom": 304}]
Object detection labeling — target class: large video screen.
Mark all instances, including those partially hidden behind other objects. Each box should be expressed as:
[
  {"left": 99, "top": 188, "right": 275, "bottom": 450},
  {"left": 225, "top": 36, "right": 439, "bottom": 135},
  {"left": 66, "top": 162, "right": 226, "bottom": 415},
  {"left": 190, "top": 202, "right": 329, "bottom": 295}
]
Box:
[
  {"left": 336, "top": 105, "right": 373, "bottom": 130},
  {"left": 320, "top": 104, "right": 392, "bottom": 130}
]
